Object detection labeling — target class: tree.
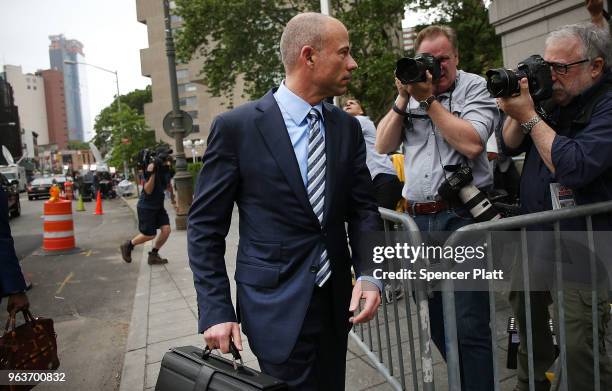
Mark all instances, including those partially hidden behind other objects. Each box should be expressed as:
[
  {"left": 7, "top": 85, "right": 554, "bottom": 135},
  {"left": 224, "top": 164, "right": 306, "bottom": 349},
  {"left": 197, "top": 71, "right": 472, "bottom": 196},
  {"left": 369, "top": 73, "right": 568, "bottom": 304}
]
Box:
[
  {"left": 175, "top": 0, "right": 405, "bottom": 122},
  {"left": 67, "top": 140, "right": 90, "bottom": 150},
  {"left": 92, "top": 86, "right": 152, "bottom": 153},
  {"left": 408, "top": 0, "right": 502, "bottom": 76},
  {"left": 92, "top": 86, "right": 157, "bottom": 171},
  {"left": 104, "top": 106, "right": 157, "bottom": 170}
]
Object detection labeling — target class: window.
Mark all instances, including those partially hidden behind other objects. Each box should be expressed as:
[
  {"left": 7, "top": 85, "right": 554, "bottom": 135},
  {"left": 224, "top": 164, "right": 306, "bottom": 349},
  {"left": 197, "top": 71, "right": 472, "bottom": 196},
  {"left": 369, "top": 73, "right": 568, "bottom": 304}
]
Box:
[
  {"left": 179, "top": 96, "right": 197, "bottom": 107},
  {"left": 187, "top": 110, "right": 198, "bottom": 119},
  {"left": 171, "top": 14, "right": 183, "bottom": 23},
  {"left": 178, "top": 83, "right": 197, "bottom": 94},
  {"left": 176, "top": 69, "right": 189, "bottom": 80},
  {"left": 27, "top": 85, "right": 31, "bottom": 90}
]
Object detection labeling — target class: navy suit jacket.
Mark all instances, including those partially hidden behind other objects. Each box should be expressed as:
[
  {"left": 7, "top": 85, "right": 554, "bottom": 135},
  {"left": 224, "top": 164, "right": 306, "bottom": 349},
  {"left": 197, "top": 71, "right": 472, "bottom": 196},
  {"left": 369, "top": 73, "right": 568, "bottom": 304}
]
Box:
[
  {"left": 187, "top": 89, "right": 381, "bottom": 364},
  {"left": 0, "top": 187, "right": 26, "bottom": 299}
]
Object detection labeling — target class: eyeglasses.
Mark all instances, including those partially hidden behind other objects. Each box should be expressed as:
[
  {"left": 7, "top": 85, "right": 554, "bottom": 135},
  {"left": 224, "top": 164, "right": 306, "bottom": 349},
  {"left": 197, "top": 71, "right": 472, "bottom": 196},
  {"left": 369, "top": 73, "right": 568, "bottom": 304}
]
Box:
[{"left": 545, "top": 58, "right": 590, "bottom": 75}]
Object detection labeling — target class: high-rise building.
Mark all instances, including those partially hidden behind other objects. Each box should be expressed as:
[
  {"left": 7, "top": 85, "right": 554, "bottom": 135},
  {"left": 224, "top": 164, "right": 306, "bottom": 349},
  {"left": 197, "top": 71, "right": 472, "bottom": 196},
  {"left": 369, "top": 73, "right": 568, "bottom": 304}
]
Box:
[
  {"left": 48, "top": 34, "right": 90, "bottom": 142},
  {"left": 2, "top": 65, "right": 48, "bottom": 159},
  {"left": 39, "top": 69, "right": 69, "bottom": 150},
  {"left": 135, "top": 0, "right": 247, "bottom": 156},
  {"left": 0, "top": 77, "right": 22, "bottom": 163}
]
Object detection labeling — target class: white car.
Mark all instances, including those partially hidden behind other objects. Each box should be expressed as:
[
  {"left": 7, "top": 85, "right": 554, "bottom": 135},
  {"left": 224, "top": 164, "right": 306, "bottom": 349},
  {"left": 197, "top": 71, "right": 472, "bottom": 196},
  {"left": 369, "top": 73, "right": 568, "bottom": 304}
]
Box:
[{"left": 117, "top": 179, "right": 137, "bottom": 197}]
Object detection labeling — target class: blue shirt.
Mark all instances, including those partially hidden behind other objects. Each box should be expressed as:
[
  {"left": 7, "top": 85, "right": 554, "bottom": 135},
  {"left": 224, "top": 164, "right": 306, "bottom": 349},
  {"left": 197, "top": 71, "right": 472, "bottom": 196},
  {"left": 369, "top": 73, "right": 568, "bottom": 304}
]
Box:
[
  {"left": 273, "top": 82, "right": 325, "bottom": 186},
  {"left": 273, "top": 82, "right": 383, "bottom": 292},
  {"left": 502, "top": 72, "right": 612, "bottom": 230}
]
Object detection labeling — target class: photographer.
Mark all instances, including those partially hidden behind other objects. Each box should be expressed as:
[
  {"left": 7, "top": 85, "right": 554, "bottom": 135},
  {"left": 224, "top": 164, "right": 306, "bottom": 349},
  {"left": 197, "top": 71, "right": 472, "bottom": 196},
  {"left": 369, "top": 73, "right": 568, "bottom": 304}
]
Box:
[
  {"left": 498, "top": 23, "right": 611, "bottom": 391},
  {"left": 120, "top": 147, "right": 175, "bottom": 265},
  {"left": 376, "top": 25, "right": 499, "bottom": 391}
]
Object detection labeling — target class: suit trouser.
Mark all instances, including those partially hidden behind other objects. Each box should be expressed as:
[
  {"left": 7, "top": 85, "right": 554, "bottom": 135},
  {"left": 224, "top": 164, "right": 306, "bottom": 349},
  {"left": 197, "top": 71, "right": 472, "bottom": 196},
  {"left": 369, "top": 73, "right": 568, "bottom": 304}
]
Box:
[
  {"left": 509, "top": 289, "right": 612, "bottom": 391},
  {"left": 257, "top": 281, "right": 348, "bottom": 391}
]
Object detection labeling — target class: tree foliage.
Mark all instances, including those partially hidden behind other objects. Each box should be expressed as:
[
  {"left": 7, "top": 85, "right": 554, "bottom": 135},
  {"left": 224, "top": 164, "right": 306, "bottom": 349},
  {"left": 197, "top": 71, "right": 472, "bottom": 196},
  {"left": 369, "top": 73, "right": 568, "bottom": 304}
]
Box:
[
  {"left": 175, "top": 0, "right": 404, "bottom": 122},
  {"left": 92, "top": 86, "right": 152, "bottom": 152},
  {"left": 92, "top": 86, "right": 157, "bottom": 170},
  {"left": 67, "top": 140, "right": 90, "bottom": 150},
  {"left": 408, "top": 0, "right": 502, "bottom": 76},
  {"left": 173, "top": 1, "right": 501, "bottom": 122}
]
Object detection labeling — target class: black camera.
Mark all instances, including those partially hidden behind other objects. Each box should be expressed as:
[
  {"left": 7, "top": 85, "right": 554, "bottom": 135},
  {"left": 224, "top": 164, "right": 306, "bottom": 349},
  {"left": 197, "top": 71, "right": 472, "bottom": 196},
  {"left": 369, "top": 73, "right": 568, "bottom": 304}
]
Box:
[
  {"left": 395, "top": 53, "right": 441, "bottom": 84},
  {"left": 137, "top": 146, "right": 173, "bottom": 172},
  {"left": 486, "top": 54, "right": 553, "bottom": 102},
  {"left": 438, "top": 165, "right": 501, "bottom": 222}
]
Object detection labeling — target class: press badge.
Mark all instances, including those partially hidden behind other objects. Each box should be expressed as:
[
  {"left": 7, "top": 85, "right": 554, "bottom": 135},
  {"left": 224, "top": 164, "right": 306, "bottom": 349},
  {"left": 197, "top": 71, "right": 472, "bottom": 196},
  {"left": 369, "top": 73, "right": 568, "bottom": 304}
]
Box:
[{"left": 550, "top": 183, "right": 576, "bottom": 210}]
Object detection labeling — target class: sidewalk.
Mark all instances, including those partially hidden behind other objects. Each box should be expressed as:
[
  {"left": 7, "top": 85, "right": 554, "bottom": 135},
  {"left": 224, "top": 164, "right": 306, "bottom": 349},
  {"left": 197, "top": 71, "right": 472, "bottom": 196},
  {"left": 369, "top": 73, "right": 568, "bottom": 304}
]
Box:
[{"left": 117, "top": 196, "right": 517, "bottom": 390}]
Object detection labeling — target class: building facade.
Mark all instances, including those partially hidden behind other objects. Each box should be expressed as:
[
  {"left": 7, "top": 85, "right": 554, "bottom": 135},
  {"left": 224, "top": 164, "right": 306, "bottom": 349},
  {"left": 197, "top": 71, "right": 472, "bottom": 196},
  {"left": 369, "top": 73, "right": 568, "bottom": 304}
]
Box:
[
  {"left": 402, "top": 26, "right": 417, "bottom": 53},
  {"left": 0, "top": 77, "right": 22, "bottom": 163},
  {"left": 39, "top": 69, "right": 69, "bottom": 150},
  {"left": 2, "top": 65, "right": 49, "bottom": 159},
  {"left": 135, "top": 0, "right": 247, "bottom": 158},
  {"left": 48, "top": 34, "right": 90, "bottom": 142},
  {"left": 488, "top": 0, "right": 610, "bottom": 68}
]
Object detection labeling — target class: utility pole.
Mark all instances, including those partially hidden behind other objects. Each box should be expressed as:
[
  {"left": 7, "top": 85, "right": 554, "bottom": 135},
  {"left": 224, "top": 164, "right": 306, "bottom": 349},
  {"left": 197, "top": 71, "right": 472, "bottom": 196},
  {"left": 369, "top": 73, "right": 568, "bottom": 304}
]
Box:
[{"left": 163, "top": 0, "right": 192, "bottom": 230}]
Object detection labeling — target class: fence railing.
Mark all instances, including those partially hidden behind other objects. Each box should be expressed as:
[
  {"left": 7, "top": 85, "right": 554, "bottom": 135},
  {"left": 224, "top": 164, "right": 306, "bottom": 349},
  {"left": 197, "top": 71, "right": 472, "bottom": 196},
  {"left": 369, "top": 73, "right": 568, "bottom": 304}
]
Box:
[{"left": 350, "top": 201, "right": 612, "bottom": 390}]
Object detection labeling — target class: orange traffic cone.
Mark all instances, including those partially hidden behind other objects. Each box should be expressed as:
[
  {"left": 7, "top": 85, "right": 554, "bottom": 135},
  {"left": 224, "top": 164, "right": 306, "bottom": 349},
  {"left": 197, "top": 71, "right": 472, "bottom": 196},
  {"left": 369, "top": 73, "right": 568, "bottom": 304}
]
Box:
[{"left": 94, "top": 190, "right": 104, "bottom": 215}]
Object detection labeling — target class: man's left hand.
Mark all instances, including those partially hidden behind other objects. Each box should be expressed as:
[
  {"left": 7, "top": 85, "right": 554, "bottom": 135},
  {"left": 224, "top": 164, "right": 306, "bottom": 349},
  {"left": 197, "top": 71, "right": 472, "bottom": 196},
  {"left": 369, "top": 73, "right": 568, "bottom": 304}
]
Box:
[
  {"left": 497, "top": 78, "right": 537, "bottom": 123},
  {"left": 349, "top": 280, "right": 381, "bottom": 324}
]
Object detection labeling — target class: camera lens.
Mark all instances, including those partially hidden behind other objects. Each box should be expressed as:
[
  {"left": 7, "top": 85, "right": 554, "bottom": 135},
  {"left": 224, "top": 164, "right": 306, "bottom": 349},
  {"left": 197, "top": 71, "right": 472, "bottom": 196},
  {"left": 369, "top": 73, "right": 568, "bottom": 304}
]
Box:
[
  {"left": 486, "top": 69, "right": 511, "bottom": 98},
  {"left": 395, "top": 58, "right": 425, "bottom": 84}
]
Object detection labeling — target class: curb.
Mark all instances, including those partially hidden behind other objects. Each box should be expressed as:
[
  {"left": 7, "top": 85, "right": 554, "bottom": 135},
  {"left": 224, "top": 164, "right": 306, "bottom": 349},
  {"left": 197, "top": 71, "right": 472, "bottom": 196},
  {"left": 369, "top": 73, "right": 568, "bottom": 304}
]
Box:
[{"left": 119, "top": 195, "right": 151, "bottom": 391}]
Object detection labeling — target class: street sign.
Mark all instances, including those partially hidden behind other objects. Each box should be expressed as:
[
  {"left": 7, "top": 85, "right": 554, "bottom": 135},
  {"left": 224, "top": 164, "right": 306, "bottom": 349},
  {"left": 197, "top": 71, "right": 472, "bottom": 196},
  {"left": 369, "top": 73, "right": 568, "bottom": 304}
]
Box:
[{"left": 163, "top": 110, "right": 193, "bottom": 138}]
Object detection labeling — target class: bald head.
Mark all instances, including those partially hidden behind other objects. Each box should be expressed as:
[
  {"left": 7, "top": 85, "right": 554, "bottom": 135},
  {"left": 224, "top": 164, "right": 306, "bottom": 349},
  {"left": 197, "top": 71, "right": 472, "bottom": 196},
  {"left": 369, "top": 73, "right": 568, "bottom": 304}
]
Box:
[{"left": 280, "top": 12, "right": 337, "bottom": 72}]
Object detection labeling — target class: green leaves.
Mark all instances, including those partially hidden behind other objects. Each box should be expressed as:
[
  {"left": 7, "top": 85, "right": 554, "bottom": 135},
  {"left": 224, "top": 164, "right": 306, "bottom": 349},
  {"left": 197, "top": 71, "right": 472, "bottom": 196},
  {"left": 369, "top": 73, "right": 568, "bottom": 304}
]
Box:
[
  {"left": 174, "top": 0, "right": 404, "bottom": 121},
  {"left": 92, "top": 87, "right": 156, "bottom": 171},
  {"left": 409, "top": 0, "right": 502, "bottom": 76}
]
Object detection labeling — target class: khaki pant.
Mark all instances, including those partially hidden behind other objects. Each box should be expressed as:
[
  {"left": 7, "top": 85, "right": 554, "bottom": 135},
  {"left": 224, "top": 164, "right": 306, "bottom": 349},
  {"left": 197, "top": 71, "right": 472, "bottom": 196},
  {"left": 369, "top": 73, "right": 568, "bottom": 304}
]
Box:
[{"left": 509, "top": 289, "right": 611, "bottom": 391}]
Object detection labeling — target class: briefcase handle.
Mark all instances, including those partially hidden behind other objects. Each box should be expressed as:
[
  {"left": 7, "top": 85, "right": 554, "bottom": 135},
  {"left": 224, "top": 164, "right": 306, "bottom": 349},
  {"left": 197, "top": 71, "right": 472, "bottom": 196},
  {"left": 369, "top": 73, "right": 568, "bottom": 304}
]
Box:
[
  {"left": 4, "top": 309, "right": 36, "bottom": 334},
  {"left": 202, "top": 341, "right": 244, "bottom": 370}
]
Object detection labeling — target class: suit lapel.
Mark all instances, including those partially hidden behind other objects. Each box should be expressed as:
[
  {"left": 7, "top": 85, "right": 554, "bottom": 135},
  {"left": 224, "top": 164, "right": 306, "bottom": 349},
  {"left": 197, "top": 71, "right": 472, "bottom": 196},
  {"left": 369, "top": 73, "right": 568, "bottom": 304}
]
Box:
[
  {"left": 321, "top": 102, "right": 339, "bottom": 227},
  {"left": 255, "top": 91, "right": 319, "bottom": 225}
]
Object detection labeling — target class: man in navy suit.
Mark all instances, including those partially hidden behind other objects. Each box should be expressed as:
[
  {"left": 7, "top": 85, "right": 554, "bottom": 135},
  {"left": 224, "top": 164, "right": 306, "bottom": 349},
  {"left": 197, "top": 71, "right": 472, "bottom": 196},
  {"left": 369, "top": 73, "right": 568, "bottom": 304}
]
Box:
[
  {"left": 0, "top": 186, "right": 29, "bottom": 314},
  {"left": 188, "top": 12, "right": 382, "bottom": 390}
]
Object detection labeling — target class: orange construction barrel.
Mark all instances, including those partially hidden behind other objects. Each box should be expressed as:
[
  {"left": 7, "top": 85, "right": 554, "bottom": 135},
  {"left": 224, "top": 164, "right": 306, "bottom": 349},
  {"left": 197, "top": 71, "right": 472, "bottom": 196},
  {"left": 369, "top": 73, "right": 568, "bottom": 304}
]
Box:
[{"left": 43, "top": 199, "right": 75, "bottom": 251}]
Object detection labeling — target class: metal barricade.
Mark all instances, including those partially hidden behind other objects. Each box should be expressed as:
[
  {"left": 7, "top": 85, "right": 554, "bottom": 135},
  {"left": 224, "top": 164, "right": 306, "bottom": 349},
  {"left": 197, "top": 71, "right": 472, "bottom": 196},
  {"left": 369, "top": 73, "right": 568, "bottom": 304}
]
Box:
[
  {"left": 442, "top": 200, "right": 612, "bottom": 391},
  {"left": 349, "top": 207, "right": 435, "bottom": 391},
  {"left": 351, "top": 201, "right": 612, "bottom": 390}
]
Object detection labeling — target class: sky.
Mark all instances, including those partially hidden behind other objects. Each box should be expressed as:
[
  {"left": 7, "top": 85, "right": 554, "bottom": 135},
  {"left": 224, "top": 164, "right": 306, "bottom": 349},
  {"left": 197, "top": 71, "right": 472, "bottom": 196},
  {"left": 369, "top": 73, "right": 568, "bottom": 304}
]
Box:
[{"left": 1, "top": 0, "right": 150, "bottom": 140}]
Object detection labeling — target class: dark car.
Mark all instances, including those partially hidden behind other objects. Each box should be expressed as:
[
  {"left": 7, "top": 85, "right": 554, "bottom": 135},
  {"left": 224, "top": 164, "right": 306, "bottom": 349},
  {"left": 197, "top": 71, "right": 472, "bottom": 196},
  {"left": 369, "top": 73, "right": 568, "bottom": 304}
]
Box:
[
  {"left": 1, "top": 172, "right": 20, "bottom": 218},
  {"left": 28, "top": 177, "right": 54, "bottom": 200}
]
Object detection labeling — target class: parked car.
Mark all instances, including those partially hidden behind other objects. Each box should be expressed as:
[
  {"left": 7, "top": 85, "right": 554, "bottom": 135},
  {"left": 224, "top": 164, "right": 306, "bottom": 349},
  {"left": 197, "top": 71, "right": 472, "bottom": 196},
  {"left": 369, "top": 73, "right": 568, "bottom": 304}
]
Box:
[
  {"left": 1, "top": 172, "right": 20, "bottom": 218},
  {"left": 28, "top": 177, "right": 54, "bottom": 200},
  {"left": 53, "top": 175, "right": 67, "bottom": 191},
  {"left": 117, "top": 179, "right": 137, "bottom": 197}
]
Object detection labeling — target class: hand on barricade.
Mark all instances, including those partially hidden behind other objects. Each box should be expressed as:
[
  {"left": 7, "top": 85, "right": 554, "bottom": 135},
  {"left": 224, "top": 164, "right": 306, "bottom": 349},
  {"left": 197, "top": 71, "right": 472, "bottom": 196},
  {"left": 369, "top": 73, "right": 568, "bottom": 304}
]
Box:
[
  {"left": 7, "top": 292, "right": 29, "bottom": 316},
  {"left": 203, "top": 321, "right": 243, "bottom": 354},
  {"left": 349, "top": 280, "right": 381, "bottom": 324}
]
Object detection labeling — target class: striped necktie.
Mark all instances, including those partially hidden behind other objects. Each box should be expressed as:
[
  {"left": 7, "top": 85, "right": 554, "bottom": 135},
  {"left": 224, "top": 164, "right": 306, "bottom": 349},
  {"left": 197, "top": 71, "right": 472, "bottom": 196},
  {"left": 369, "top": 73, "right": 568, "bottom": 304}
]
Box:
[{"left": 306, "top": 109, "right": 331, "bottom": 287}]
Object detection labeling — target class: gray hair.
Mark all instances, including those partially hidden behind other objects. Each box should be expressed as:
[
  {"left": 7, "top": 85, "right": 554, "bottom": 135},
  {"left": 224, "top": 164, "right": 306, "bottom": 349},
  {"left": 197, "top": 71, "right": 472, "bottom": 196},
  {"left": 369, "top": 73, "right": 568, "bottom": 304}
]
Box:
[
  {"left": 280, "top": 13, "right": 330, "bottom": 72},
  {"left": 546, "top": 23, "right": 612, "bottom": 69}
]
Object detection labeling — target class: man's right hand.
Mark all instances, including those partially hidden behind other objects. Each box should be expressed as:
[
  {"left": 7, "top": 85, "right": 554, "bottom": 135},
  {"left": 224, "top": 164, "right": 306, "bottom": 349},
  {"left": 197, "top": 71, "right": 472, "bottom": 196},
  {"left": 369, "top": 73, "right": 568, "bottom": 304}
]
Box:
[
  {"left": 203, "top": 322, "right": 243, "bottom": 354},
  {"left": 7, "top": 292, "right": 29, "bottom": 315}
]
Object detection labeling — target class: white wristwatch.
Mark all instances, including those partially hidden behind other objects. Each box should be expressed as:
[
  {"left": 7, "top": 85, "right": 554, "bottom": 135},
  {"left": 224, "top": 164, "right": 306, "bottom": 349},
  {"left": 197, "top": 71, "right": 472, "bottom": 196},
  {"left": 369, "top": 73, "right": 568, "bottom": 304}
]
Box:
[{"left": 520, "top": 115, "right": 542, "bottom": 134}]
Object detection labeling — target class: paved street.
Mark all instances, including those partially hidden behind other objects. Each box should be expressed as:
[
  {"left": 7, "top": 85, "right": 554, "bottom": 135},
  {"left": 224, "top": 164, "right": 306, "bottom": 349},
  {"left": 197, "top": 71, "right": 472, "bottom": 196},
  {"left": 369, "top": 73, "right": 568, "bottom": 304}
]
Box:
[{"left": 3, "top": 194, "right": 140, "bottom": 390}]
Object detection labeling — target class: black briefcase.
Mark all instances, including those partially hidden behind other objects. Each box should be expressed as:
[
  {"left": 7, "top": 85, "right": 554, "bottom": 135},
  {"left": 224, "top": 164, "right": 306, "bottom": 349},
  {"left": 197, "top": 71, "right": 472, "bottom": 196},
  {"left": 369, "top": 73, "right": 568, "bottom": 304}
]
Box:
[{"left": 155, "top": 344, "right": 287, "bottom": 391}]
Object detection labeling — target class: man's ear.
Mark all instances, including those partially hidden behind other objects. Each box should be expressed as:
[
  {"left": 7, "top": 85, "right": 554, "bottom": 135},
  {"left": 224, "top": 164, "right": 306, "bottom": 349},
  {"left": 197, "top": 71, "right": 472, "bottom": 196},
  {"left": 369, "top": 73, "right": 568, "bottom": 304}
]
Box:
[
  {"left": 591, "top": 57, "right": 605, "bottom": 79},
  {"left": 300, "top": 46, "right": 316, "bottom": 67}
]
